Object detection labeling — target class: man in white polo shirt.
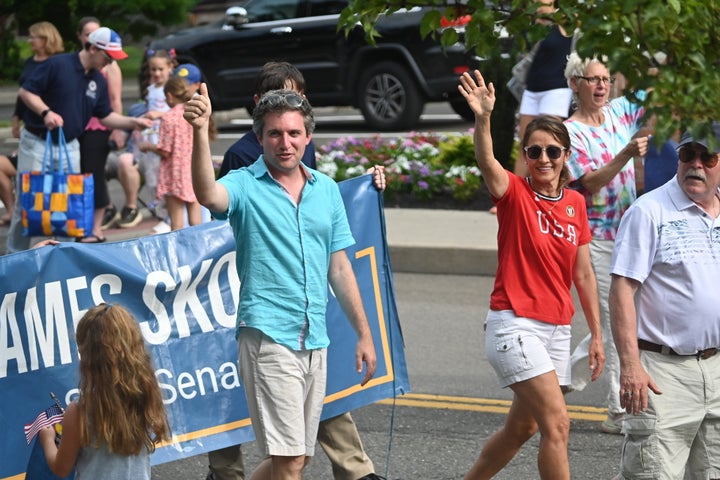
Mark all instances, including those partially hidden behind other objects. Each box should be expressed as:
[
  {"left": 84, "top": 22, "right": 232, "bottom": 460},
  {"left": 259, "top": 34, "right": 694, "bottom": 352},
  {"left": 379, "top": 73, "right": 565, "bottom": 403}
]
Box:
[{"left": 609, "top": 122, "right": 720, "bottom": 479}]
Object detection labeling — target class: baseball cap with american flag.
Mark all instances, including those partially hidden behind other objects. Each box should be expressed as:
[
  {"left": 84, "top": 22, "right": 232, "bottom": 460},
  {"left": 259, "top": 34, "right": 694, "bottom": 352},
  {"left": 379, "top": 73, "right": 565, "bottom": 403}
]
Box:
[{"left": 88, "top": 27, "right": 128, "bottom": 60}]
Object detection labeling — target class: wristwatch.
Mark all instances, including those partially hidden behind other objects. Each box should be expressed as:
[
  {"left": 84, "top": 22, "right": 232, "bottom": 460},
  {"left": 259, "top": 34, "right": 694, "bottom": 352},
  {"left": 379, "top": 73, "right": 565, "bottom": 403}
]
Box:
[{"left": 41, "top": 108, "right": 51, "bottom": 118}]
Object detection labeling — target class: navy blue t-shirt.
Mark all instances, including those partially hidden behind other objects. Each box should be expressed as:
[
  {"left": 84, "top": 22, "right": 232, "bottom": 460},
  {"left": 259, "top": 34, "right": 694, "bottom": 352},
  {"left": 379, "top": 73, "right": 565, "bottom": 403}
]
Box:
[
  {"left": 219, "top": 130, "right": 317, "bottom": 178},
  {"left": 22, "top": 52, "right": 112, "bottom": 142},
  {"left": 526, "top": 25, "right": 572, "bottom": 93},
  {"left": 643, "top": 140, "right": 679, "bottom": 193},
  {"left": 14, "top": 56, "right": 44, "bottom": 120}
]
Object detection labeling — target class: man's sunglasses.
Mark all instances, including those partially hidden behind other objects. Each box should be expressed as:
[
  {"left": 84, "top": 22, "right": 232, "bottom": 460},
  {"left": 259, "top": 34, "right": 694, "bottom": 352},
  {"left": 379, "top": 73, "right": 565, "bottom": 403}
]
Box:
[
  {"left": 258, "top": 92, "right": 304, "bottom": 108},
  {"left": 678, "top": 146, "right": 719, "bottom": 168},
  {"left": 523, "top": 145, "right": 567, "bottom": 160}
]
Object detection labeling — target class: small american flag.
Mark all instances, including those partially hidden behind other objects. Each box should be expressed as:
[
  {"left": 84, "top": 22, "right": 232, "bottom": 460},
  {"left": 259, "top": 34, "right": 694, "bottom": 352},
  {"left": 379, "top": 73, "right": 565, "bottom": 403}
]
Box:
[{"left": 24, "top": 405, "right": 64, "bottom": 445}]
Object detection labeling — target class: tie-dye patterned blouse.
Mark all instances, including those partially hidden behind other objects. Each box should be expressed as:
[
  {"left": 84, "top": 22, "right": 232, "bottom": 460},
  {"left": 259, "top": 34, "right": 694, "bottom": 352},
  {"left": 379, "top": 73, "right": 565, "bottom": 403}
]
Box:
[{"left": 565, "top": 92, "right": 646, "bottom": 240}]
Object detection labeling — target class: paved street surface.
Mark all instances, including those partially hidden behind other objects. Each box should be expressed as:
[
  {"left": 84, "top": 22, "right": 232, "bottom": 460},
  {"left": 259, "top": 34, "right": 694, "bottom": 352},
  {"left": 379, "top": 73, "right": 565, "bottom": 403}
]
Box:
[{"left": 150, "top": 273, "right": 624, "bottom": 480}]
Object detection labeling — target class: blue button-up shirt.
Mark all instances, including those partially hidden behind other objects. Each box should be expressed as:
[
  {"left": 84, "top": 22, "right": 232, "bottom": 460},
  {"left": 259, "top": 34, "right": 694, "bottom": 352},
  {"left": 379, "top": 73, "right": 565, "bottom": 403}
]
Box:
[{"left": 215, "top": 157, "right": 355, "bottom": 350}]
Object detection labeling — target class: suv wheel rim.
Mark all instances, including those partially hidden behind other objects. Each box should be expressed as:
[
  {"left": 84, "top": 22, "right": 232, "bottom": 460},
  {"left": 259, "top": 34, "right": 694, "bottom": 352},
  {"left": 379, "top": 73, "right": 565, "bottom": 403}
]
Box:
[{"left": 365, "top": 73, "right": 406, "bottom": 121}]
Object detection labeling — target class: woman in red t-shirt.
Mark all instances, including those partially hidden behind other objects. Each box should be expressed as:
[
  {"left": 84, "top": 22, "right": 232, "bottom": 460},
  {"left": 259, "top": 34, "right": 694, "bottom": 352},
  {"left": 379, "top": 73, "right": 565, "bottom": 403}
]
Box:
[{"left": 458, "top": 69, "right": 605, "bottom": 480}]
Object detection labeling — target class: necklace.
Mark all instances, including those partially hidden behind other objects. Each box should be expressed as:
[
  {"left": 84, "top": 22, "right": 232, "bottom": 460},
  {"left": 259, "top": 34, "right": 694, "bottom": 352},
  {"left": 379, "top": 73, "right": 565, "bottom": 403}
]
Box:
[
  {"left": 535, "top": 191, "right": 563, "bottom": 217},
  {"left": 527, "top": 177, "right": 563, "bottom": 216}
]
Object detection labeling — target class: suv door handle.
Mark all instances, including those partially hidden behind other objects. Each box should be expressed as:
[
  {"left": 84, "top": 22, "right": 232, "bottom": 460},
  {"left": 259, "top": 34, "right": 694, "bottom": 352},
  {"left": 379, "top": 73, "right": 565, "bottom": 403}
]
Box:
[{"left": 270, "top": 27, "right": 292, "bottom": 35}]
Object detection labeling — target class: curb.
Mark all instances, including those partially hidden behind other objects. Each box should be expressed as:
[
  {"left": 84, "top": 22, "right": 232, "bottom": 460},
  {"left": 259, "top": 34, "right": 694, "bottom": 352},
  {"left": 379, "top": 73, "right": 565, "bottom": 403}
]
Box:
[
  {"left": 100, "top": 210, "right": 500, "bottom": 277},
  {"left": 388, "top": 245, "right": 497, "bottom": 276}
]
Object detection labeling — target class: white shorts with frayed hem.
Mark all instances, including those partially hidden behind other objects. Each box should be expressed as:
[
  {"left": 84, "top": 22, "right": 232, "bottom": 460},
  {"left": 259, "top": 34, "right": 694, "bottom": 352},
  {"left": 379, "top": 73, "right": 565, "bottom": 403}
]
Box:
[{"left": 484, "top": 309, "right": 571, "bottom": 388}]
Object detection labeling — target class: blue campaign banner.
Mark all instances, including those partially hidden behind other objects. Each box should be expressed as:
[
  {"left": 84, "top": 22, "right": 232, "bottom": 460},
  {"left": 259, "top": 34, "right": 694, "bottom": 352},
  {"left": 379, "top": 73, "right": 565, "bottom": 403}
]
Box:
[{"left": 0, "top": 175, "right": 409, "bottom": 480}]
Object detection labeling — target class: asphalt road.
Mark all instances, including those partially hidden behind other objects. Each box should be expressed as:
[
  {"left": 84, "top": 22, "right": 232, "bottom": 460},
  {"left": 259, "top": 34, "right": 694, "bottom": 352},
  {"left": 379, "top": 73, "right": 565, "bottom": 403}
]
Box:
[
  {"left": 210, "top": 102, "right": 475, "bottom": 155},
  {"left": 0, "top": 98, "right": 475, "bottom": 162},
  {"left": 151, "top": 272, "right": 624, "bottom": 480}
]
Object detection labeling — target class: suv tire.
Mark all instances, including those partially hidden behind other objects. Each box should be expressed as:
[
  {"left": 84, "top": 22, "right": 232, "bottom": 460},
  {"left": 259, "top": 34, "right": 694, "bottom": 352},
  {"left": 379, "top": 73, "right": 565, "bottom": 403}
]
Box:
[
  {"left": 357, "top": 61, "right": 423, "bottom": 131},
  {"left": 449, "top": 99, "right": 475, "bottom": 122}
]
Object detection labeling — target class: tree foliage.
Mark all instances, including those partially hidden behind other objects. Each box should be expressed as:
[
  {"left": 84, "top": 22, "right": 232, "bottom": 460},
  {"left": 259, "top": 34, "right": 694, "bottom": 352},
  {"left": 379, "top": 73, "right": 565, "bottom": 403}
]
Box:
[
  {"left": 0, "top": 0, "right": 195, "bottom": 80},
  {"left": 339, "top": 0, "right": 720, "bottom": 142}
]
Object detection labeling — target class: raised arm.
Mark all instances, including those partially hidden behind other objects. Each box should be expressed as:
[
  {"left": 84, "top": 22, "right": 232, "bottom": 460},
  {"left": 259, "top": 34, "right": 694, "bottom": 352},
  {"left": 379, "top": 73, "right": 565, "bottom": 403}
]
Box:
[
  {"left": 184, "top": 83, "right": 229, "bottom": 212},
  {"left": 328, "top": 250, "right": 377, "bottom": 386},
  {"left": 457, "top": 70, "right": 510, "bottom": 200},
  {"left": 578, "top": 136, "right": 649, "bottom": 194}
]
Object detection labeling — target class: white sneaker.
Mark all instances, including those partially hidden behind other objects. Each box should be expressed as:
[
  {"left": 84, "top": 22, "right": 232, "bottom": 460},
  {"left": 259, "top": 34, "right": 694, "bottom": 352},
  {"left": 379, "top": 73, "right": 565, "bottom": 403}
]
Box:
[
  {"left": 152, "top": 221, "right": 171, "bottom": 234},
  {"left": 601, "top": 413, "right": 624, "bottom": 434}
]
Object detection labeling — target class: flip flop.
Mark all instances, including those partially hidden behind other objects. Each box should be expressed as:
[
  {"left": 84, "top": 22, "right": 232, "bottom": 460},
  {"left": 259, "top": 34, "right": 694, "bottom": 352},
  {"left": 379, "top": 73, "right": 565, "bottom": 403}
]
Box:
[{"left": 76, "top": 234, "right": 106, "bottom": 243}]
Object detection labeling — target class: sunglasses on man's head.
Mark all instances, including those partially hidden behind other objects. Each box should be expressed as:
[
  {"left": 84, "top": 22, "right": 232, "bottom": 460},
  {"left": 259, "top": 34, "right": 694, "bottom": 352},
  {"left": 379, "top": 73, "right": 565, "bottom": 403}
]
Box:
[
  {"left": 678, "top": 146, "right": 719, "bottom": 168},
  {"left": 258, "top": 92, "right": 304, "bottom": 108},
  {"left": 523, "top": 145, "right": 567, "bottom": 160}
]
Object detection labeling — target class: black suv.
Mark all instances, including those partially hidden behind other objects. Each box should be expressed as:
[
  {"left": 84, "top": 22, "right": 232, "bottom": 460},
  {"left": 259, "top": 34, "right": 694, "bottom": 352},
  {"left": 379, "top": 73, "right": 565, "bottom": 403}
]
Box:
[{"left": 147, "top": 0, "right": 480, "bottom": 130}]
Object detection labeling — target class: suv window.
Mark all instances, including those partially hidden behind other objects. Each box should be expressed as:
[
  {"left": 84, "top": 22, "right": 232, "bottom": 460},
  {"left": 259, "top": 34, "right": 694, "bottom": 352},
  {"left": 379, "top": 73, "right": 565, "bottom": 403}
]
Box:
[
  {"left": 308, "top": 0, "right": 347, "bottom": 16},
  {"left": 148, "top": 0, "right": 480, "bottom": 130},
  {"left": 244, "top": 0, "right": 301, "bottom": 22}
]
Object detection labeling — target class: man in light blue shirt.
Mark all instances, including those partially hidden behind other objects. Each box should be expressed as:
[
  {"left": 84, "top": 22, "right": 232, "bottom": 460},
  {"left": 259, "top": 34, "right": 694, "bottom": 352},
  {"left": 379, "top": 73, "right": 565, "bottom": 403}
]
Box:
[
  {"left": 216, "top": 155, "right": 354, "bottom": 350},
  {"left": 186, "top": 84, "right": 377, "bottom": 480}
]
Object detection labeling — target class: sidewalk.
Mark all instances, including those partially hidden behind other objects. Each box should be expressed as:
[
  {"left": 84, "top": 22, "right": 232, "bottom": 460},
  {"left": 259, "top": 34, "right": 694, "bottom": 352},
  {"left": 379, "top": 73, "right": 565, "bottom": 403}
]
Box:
[
  {"left": 384, "top": 208, "right": 498, "bottom": 276},
  {"left": 0, "top": 207, "right": 500, "bottom": 276},
  {"left": 97, "top": 207, "right": 500, "bottom": 276}
]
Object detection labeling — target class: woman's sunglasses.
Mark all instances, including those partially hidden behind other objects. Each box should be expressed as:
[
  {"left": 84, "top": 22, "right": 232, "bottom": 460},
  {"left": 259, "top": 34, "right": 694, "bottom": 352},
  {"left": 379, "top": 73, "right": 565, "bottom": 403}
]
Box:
[
  {"left": 523, "top": 145, "right": 567, "bottom": 160},
  {"left": 678, "top": 146, "right": 719, "bottom": 168}
]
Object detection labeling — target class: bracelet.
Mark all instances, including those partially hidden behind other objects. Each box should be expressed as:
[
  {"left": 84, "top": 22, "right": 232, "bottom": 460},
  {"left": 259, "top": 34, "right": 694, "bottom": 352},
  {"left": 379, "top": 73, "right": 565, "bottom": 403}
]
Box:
[{"left": 40, "top": 108, "right": 51, "bottom": 118}]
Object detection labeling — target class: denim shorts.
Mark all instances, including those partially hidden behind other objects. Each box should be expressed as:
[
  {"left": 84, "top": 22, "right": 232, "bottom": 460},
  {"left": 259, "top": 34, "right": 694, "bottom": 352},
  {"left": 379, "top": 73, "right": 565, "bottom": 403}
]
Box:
[{"left": 484, "top": 309, "right": 571, "bottom": 388}]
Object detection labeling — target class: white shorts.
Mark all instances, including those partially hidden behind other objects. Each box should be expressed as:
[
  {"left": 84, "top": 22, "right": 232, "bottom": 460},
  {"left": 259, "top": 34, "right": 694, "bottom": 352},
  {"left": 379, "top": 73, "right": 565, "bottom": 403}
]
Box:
[
  {"left": 519, "top": 88, "right": 573, "bottom": 117},
  {"left": 237, "top": 327, "right": 326, "bottom": 458},
  {"left": 484, "top": 309, "right": 571, "bottom": 388}
]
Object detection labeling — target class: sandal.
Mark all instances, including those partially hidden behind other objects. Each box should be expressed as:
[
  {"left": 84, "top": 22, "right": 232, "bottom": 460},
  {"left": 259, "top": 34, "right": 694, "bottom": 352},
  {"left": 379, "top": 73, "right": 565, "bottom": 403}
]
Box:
[{"left": 76, "top": 234, "right": 106, "bottom": 243}]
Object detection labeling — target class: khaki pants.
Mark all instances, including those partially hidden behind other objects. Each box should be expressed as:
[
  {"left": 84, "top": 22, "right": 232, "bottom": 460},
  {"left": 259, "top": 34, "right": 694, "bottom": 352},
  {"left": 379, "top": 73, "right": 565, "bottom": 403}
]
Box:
[
  {"left": 618, "top": 351, "right": 720, "bottom": 479},
  {"left": 318, "top": 412, "right": 375, "bottom": 480},
  {"left": 208, "top": 411, "right": 375, "bottom": 480}
]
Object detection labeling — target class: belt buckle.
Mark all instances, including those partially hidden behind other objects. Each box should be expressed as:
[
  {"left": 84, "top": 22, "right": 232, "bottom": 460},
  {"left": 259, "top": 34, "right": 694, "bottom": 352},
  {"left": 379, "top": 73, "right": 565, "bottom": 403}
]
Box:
[{"left": 697, "top": 348, "right": 718, "bottom": 360}]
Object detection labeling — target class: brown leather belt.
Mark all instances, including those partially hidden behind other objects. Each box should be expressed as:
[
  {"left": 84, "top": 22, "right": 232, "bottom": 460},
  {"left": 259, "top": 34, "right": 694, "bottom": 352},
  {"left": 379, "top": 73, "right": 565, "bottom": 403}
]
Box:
[{"left": 638, "top": 339, "right": 719, "bottom": 360}]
